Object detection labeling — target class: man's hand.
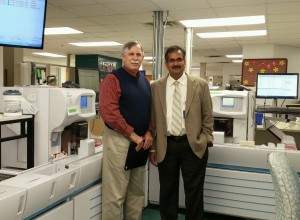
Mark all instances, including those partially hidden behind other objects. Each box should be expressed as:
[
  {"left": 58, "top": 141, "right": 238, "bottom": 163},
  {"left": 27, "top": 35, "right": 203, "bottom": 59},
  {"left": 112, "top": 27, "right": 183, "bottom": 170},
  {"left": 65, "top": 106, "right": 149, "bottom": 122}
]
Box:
[
  {"left": 143, "top": 130, "right": 153, "bottom": 150},
  {"left": 129, "top": 132, "right": 144, "bottom": 151},
  {"left": 207, "top": 141, "right": 213, "bottom": 148}
]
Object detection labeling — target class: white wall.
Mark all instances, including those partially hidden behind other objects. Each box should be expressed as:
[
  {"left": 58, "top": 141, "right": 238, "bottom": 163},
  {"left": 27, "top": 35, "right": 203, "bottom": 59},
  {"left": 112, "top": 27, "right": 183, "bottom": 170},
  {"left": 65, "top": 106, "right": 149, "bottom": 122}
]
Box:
[
  {"left": 243, "top": 44, "right": 275, "bottom": 59},
  {"left": 190, "top": 68, "right": 223, "bottom": 78},
  {"left": 23, "top": 55, "right": 75, "bottom": 67},
  {"left": 222, "top": 64, "right": 242, "bottom": 86},
  {"left": 274, "top": 45, "right": 300, "bottom": 73}
]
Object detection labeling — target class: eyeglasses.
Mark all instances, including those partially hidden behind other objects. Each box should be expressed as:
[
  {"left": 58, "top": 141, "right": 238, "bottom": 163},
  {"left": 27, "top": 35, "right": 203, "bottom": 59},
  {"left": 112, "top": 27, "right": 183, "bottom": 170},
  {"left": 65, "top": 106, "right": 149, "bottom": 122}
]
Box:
[{"left": 167, "top": 57, "right": 184, "bottom": 64}]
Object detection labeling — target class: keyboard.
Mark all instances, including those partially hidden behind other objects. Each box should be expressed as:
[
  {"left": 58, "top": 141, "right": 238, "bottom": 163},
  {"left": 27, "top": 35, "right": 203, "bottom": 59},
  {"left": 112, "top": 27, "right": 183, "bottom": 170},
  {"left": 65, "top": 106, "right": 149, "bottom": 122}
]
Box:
[{"left": 256, "top": 106, "right": 300, "bottom": 115}]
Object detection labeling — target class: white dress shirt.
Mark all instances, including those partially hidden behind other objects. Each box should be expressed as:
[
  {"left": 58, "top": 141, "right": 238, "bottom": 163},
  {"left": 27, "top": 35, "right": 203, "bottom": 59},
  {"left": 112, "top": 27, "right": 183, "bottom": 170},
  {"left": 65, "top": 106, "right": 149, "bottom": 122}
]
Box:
[{"left": 166, "top": 73, "right": 187, "bottom": 136}]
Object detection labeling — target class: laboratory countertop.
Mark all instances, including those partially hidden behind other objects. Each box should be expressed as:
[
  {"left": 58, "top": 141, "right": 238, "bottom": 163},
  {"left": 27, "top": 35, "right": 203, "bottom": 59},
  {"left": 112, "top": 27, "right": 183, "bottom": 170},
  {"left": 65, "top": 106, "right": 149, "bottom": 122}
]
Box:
[
  {"left": 0, "top": 114, "right": 33, "bottom": 122},
  {"left": 257, "top": 121, "right": 300, "bottom": 132}
]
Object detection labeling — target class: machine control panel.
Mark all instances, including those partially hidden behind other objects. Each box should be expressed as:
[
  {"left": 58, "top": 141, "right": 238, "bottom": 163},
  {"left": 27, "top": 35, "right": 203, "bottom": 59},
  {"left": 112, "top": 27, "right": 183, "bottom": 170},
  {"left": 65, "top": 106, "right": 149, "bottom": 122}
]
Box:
[
  {"left": 220, "top": 97, "right": 244, "bottom": 112},
  {"left": 79, "top": 95, "right": 94, "bottom": 114},
  {"left": 210, "top": 90, "right": 249, "bottom": 118}
]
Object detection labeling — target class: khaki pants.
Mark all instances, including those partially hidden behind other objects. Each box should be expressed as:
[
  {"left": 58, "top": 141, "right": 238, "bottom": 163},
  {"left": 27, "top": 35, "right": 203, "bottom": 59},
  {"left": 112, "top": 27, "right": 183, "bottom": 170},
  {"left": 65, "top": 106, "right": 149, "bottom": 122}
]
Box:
[{"left": 102, "top": 126, "right": 145, "bottom": 220}]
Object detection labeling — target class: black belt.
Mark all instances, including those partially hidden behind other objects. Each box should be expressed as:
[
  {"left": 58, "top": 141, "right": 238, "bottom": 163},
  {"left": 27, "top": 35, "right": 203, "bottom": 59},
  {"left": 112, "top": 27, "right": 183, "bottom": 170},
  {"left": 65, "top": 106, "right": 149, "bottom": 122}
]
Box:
[{"left": 167, "top": 135, "right": 187, "bottom": 142}]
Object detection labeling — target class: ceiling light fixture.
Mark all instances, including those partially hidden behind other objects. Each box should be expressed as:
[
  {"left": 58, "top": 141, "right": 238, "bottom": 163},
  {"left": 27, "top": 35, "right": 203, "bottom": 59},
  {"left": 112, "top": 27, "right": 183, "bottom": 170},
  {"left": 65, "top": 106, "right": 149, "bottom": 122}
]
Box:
[
  {"left": 143, "top": 56, "right": 153, "bottom": 60},
  {"left": 197, "top": 30, "right": 267, "bottom": 38},
  {"left": 180, "top": 15, "right": 265, "bottom": 27},
  {"left": 44, "top": 27, "right": 83, "bottom": 35},
  {"left": 226, "top": 55, "right": 243, "bottom": 58},
  {"left": 232, "top": 60, "right": 243, "bottom": 63},
  {"left": 33, "top": 52, "right": 66, "bottom": 58},
  {"left": 69, "top": 41, "right": 122, "bottom": 47}
]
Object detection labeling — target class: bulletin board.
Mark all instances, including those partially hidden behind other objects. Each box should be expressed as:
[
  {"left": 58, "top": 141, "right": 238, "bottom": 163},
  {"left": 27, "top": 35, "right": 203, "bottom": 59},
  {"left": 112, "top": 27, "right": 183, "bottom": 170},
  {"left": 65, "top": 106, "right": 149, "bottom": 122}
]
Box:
[{"left": 241, "top": 58, "right": 288, "bottom": 86}]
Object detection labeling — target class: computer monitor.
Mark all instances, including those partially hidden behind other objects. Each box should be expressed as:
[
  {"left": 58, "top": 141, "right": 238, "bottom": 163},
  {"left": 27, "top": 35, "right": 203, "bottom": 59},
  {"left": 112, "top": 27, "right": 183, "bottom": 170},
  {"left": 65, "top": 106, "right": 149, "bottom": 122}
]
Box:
[
  {"left": 256, "top": 73, "right": 299, "bottom": 99},
  {"left": 0, "top": 0, "right": 47, "bottom": 49}
]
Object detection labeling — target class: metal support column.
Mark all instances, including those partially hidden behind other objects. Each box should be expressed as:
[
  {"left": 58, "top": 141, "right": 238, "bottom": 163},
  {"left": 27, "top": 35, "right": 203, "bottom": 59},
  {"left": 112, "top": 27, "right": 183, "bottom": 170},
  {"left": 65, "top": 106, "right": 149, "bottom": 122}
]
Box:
[
  {"left": 184, "top": 27, "right": 193, "bottom": 74},
  {"left": 200, "top": 62, "right": 207, "bottom": 79},
  {"left": 153, "top": 11, "right": 164, "bottom": 80}
]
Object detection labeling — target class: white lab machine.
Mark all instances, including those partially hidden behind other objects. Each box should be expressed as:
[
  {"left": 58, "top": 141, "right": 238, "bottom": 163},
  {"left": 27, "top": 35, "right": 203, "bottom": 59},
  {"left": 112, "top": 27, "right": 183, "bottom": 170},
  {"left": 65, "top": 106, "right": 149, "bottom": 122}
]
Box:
[
  {"left": 0, "top": 86, "right": 103, "bottom": 220},
  {"left": 210, "top": 90, "right": 255, "bottom": 144},
  {"left": 0, "top": 86, "right": 96, "bottom": 170},
  {"left": 0, "top": 152, "right": 103, "bottom": 220}
]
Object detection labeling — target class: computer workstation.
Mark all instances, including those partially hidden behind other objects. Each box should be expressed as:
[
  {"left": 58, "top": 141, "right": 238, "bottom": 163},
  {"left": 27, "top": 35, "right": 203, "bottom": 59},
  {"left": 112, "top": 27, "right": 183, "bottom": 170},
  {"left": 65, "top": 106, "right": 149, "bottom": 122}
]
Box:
[{"left": 255, "top": 73, "right": 300, "bottom": 143}]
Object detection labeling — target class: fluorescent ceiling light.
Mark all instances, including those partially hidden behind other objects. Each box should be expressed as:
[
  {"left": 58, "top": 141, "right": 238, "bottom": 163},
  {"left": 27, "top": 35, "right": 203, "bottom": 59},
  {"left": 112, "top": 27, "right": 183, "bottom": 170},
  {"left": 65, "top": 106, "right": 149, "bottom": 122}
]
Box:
[
  {"left": 180, "top": 15, "right": 265, "bottom": 28},
  {"left": 33, "top": 52, "right": 66, "bottom": 58},
  {"left": 45, "top": 27, "right": 83, "bottom": 35},
  {"left": 69, "top": 41, "right": 122, "bottom": 47},
  {"left": 144, "top": 56, "right": 153, "bottom": 60},
  {"left": 197, "top": 30, "right": 267, "bottom": 38},
  {"left": 226, "top": 55, "right": 243, "bottom": 58},
  {"left": 232, "top": 60, "right": 243, "bottom": 63}
]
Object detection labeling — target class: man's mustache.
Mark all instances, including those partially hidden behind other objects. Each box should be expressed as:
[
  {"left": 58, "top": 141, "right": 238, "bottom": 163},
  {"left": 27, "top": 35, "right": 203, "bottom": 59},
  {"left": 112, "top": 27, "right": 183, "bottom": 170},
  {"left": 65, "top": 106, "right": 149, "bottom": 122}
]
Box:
[{"left": 172, "top": 65, "right": 181, "bottom": 69}]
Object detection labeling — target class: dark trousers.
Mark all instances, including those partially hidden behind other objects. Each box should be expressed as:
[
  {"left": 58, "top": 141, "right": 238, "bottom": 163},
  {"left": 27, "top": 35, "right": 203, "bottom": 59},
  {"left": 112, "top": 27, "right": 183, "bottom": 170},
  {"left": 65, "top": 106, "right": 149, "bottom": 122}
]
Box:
[{"left": 158, "top": 137, "right": 208, "bottom": 220}]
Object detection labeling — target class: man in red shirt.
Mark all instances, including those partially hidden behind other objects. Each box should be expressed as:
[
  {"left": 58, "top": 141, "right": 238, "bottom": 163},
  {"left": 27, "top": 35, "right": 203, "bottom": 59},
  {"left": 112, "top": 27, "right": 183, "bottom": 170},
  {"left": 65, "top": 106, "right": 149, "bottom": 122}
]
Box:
[{"left": 99, "top": 41, "right": 152, "bottom": 220}]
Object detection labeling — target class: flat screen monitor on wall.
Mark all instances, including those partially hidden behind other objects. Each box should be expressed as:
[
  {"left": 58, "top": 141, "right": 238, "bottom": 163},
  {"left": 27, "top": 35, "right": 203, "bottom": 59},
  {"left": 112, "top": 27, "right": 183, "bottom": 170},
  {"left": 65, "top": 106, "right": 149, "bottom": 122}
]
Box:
[
  {"left": 256, "top": 73, "right": 299, "bottom": 99},
  {"left": 0, "top": 0, "right": 47, "bottom": 49}
]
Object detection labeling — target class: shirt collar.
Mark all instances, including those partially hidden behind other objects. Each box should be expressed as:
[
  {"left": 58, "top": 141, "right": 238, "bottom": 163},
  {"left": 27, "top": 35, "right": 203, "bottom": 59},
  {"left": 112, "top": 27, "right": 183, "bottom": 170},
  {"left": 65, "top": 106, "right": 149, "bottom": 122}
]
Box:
[
  {"left": 167, "top": 73, "right": 186, "bottom": 87},
  {"left": 122, "top": 66, "right": 141, "bottom": 78}
]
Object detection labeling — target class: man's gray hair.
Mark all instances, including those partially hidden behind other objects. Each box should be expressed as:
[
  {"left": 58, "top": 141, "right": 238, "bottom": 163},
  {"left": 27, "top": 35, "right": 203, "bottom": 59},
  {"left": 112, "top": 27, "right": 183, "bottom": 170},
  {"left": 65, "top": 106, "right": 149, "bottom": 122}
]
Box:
[{"left": 122, "top": 41, "right": 144, "bottom": 54}]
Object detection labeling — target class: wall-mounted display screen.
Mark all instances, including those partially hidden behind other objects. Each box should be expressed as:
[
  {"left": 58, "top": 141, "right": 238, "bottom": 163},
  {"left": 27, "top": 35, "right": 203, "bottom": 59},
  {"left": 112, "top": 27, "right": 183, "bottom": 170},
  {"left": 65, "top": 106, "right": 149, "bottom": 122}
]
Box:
[
  {"left": 256, "top": 73, "right": 299, "bottom": 99},
  {"left": 0, "top": 0, "right": 47, "bottom": 49}
]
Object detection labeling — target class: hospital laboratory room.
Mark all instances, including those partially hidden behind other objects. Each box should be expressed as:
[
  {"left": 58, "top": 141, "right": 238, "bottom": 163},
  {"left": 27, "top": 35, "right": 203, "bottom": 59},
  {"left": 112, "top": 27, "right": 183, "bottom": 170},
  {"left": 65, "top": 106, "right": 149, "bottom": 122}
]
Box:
[{"left": 1, "top": 0, "right": 300, "bottom": 219}]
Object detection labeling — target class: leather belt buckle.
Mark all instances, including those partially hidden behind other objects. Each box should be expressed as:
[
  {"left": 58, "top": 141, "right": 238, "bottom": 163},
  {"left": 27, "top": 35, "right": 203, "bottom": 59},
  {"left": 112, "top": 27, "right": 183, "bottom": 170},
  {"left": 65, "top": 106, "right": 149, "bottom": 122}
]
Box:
[
  {"left": 168, "top": 135, "right": 187, "bottom": 142},
  {"left": 173, "top": 136, "right": 182, "bottom": 141}
]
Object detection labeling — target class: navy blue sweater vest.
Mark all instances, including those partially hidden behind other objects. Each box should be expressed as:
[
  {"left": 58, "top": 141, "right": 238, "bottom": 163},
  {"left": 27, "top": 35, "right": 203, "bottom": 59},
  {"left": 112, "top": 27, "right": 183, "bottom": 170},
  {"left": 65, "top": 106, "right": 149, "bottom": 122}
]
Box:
[{"left": 111, "top": 68, "right": 151, "bottom": 136}]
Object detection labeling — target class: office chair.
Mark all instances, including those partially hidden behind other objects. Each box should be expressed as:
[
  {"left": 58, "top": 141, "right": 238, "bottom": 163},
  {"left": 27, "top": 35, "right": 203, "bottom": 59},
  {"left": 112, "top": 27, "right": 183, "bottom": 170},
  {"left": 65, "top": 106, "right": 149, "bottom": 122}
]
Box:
[{"left": 268, "top": 152, "right": 300, "bottom": 220}]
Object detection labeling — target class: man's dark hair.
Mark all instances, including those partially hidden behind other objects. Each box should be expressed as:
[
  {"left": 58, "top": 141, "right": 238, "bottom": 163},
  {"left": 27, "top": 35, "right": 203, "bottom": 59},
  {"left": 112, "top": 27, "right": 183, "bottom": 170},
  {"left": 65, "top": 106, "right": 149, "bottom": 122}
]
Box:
[{"left": 164, "top": 45, "right": 186, "bottom": 61}]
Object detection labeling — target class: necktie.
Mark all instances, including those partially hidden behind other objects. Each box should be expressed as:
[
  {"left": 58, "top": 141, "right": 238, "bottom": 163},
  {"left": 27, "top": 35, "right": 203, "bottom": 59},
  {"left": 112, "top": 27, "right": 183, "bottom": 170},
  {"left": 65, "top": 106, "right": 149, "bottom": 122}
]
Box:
[{"left": 172, "top": 81, "right": 182, "bottom": 135}]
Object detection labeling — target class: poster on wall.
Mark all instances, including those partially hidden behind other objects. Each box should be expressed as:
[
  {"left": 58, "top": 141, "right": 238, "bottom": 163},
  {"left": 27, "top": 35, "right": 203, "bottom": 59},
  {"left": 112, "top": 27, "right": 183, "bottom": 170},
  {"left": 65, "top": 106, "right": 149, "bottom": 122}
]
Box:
[
  {"left": 242, "top": 58, "right": 288, "bottom": 86},
  {"left": 98, "top": 57, "right": 118, "bottom": 80}
]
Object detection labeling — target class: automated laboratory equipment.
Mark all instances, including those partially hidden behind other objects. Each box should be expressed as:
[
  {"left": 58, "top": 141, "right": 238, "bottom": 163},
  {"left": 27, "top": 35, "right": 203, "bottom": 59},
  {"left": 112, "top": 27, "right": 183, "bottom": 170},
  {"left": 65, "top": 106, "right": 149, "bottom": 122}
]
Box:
[
  {"left": 0, "top": 86, "right": 96, "bottom": 170},
  {"left": 210, "top": 90, "right": 255, "bottom": 144}
]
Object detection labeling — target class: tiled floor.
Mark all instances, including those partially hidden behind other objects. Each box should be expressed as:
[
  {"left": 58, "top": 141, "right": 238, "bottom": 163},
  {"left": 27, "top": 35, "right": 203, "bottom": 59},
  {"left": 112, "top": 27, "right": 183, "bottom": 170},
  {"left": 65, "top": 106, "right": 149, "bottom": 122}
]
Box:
[
  {"left": 142, "top": 208, "right": 184, "bottom": 220},
  {"left": 141, "top": 206, "right": 247, "bottom": 220}
]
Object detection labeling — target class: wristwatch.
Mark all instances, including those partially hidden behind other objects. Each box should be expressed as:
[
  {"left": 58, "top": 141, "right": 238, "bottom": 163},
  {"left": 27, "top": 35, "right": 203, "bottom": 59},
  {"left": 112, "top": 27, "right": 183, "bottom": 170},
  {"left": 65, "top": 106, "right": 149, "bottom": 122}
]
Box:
[{"left": 207, "top": 141, "right": 213, "bottom": 148}]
